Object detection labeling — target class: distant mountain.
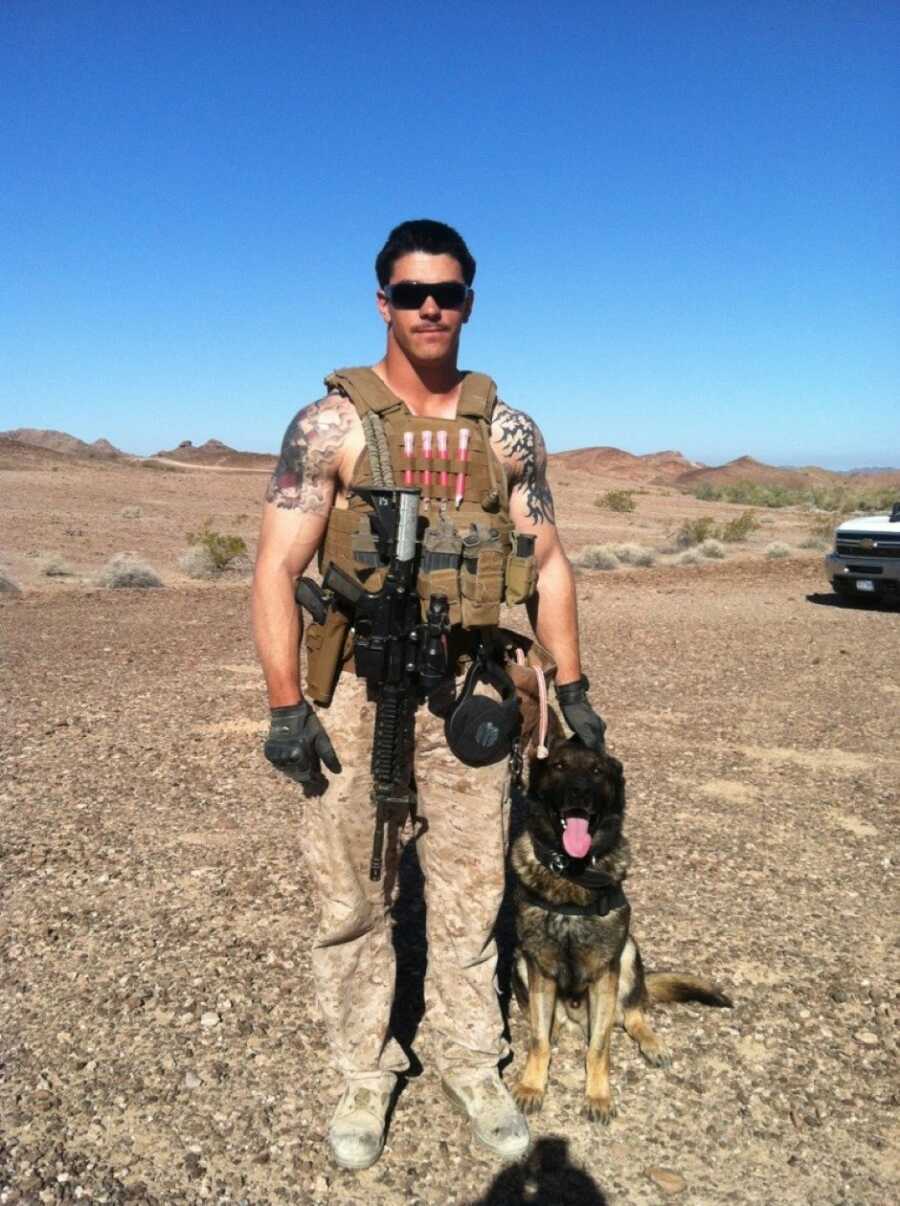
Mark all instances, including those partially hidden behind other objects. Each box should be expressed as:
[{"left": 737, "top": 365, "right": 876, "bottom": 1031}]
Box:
[
  {"left": 0, "top": 428, "right": 125, "bottom": 458},
  {"left": 0, "top": 435, "right": 76, "bottom": 469},
  {"left": 550, "top": 445, "right": 703, "bottom": 484},
  {"left": 152, "top": 438, "right": 276, "bottom": 469},
  {"left": 676, "top": 456, "right": 900, "bottom": 490},
  {"left": 838, "top": 466, "right": 900, "bottom": 476}
]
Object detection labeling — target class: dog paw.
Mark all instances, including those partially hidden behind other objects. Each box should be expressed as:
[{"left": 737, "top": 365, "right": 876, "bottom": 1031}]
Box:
[
  {"left": 583, "top": 1095, "right": 617, "bottom": 1124},
  {"left": 512, "top": 1084, "right": 545, "bottom": 1115},
  {"left": 640, "top": 1043, "right": 672, "bottom": 1068}
]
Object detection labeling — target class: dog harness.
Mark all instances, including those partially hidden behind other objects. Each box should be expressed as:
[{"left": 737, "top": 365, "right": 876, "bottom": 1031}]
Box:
[{"left": 519, "top": 831, "right": 628, "bottom": 918}]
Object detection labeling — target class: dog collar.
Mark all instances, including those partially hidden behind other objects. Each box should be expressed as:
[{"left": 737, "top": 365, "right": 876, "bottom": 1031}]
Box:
[
  {"left": 517, "top": 879, "right": 627, "bottom": 918},
  {"left": 529, "top": 832, "right": 620, "bottom": 892}
]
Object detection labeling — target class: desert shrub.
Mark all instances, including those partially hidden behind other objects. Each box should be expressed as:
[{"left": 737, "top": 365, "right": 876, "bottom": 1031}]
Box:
[
  {"left": 178, "top": 545, "right": 220, "bottom": 580},
  {"left": 689, "top": 479, "right": 898, "bottom": 513},
  {"left": 38, "top": 552, "right": 74, "bottom": 577},
  {"left": 675, "top": 516, "right": 717, "bottom": 548},
  {"left": 719, "top": 510, "right": 759, "bottom": 543},
  {"left": 578, "top": 545, "right": 620, "bottom": 571},
  {"left": 797, "top": 534, "right": 830, "bottom": 550},
  {"left": 594, "top": 489, "right": 636, "bottom": 513},
  {"left": 806, "top": 514, "right": 839, "bottom": 542},
  {"left": 97, "top": 553, "right": 162, "bottom": 588},
  {"left": 186, "top": 520, "right": 247, "bottom": 571},
  {"left": 699, "top": 539, "right": 726, "bottom": 559},
  {"left": 0, "top": 564, "right": 22, "bottom": 596},
  {"left": 223, "top": 551, "right": 253, "bottom": 576},
  {"left": 766, "top": 542, "right": 791, "bottom": 559},
  {"left": 614, "top": 543, "right": 656, "bottom": 567},
  {"left": 138, "top": 459, "right": 184, "bottom": 472},
  {"left": 120, "top": 505, "right": 143, "bottom": 519},
  {"left": 675, "top": 548, "right": 703, "bottom": 566}
]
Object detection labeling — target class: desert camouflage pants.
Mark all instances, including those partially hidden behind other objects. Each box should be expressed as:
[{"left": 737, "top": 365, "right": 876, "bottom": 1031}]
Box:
[{"left": 297, "top": 673, "right": 511, "bottom": 1083}]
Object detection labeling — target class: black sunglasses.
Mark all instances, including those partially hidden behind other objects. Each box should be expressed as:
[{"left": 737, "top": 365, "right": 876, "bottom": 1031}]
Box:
[{"left": 381, "top": 281, "right": 471, "bottom": 310}]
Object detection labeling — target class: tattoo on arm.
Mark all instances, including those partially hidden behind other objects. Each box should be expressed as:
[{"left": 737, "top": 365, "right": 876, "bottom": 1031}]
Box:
[
  {"left": 265, "top": 394, "right": 353, "bottom": 512},
  {"left": 493, "top": 400, "right": 556, "bottom": 524}
]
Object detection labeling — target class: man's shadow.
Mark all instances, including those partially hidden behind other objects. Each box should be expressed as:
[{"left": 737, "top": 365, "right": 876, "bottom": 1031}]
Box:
[
  {"left": 467, "top": 1136, "right": 609, "bottom": 1205},
  {"left": 389, "top": 780, "right": 529, "bottom": 1076}
]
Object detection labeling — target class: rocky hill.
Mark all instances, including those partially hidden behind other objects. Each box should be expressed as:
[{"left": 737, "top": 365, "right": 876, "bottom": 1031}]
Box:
[
  {"left": 677, "top": 455, "right": 900, "bottom": 491},
  {"left": 0, "top": 428, "right": 125, "bottom": 459},
  {"left": 550, "top": 445, "right": 703, "bottom": 484},
  {"left": 152, "top": 439, "right": 276, "bottom": 469}
]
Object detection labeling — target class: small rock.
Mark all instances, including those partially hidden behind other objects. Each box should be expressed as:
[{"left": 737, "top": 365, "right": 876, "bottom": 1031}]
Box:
[
  {"left": 313, "top": 1175, "right": 329, "bottom": 1196},
  {"left": 855, "top": 1030, "right": 878, "bottom": 1046},
  {"left": 647, "top": 1167, "right": 687, "bottom": 1195},
  {"left": 200, "top": 1011, "right": 220, "bottom": 1029},
  {"left": 183, "top": 1071, "right": 201, "bottom": 1089}
]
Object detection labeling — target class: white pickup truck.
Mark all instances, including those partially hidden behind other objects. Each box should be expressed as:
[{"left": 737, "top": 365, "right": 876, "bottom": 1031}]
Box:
[{"left": 825, "top": 504, "right": 900, "bottom": 603}]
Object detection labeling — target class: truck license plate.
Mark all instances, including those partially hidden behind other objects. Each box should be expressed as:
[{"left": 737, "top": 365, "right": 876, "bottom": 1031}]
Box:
[{"left": 855, "top": 579, "right": 875, "bottom": 592}]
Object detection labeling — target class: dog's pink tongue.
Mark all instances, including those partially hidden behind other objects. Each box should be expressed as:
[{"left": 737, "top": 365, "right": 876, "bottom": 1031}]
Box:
[{"left": 562, "top": 817, "right": 591, "bottom": 859}]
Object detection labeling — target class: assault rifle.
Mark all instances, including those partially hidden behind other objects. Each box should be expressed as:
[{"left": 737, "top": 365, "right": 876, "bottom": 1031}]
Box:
[{"left": 295, "top": 487, "right": 451, "bottom": 880}]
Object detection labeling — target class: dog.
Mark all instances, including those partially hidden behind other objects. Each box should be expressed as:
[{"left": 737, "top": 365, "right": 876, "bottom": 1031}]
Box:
[{"left": 506, "top": 664, "right": 732, "bottom": 1123}]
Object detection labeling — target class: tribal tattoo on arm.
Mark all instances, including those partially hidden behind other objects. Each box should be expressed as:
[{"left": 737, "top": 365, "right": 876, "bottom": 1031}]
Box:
[
  {"left": 492, "top": 399, "right": 556, "bottom": 525},
  {"left": 265, "top": 394, "right": 354, "bottom": 512}
]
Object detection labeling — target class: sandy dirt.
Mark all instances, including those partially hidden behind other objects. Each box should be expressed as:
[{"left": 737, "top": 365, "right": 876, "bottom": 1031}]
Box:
[{"left": 1, "top": 454, "right": 898, "bottom": 1204}]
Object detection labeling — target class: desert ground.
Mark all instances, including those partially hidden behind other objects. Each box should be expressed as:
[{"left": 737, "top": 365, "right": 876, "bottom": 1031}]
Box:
[{"left": 1, "top": 447, "right": 898, "bottom": 1205}]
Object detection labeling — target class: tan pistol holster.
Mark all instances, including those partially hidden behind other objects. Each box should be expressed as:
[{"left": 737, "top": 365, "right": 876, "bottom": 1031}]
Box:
[{"left": 304, "top": 366, "right": 539, "bottom": 705}]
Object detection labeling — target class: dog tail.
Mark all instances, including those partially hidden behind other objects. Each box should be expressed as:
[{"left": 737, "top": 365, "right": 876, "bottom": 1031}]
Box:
[{"left": 645, "top": 973, "right": 733, "bottom": 1009}]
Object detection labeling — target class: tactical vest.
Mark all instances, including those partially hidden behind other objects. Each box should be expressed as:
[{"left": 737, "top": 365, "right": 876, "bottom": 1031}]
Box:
[{"left": 305, "top": 366, "right": 538, "bottom": 704}]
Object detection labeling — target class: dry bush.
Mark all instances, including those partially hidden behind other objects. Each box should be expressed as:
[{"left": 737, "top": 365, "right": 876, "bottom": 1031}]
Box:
[
  {"left": 806, "top": 514, "right": 839, "bottom": 542},
  {"left": 97, "top": 553, "right": 163, "bottom": 588},
  {"left": 139, "top": 459, "right": 184, "bottom": 472},
  {"left": 38, "top": 552, "right": 74, "bottom": 577},
  {"left": 719, "top": 510, "right": 759, "bottom": 542},
  {"left": 578, "top": 545, "right": 620, "bottom": 571},
  {"left": 699, "top": 539, "right": 726, "bottom": 559},
  {"left": 614, "top": 543, "right": 656, "bottom": 567},
  {"left": 766, "top": 542, "right": 792, "bottom": 559},
  {"left": 120, "top": 505, "right": 143, "bottom": 519},
  {"left": 675, "top": 548, "right": 703, "bottom": 566},
  {"left": 187, "top": 520, "right": 247, "bottom": 571},
  {"left": 674, "top": 516, "right": 717, "bottom": 548},
  {"left": 594, "top": 489, "right": 636, "bottom": 513},
  {"left": 223, "top": 552, "right": 253, "bottom": 576},
  {"left": 797, "top": 534, "right": 830, "bottom": 550},
  {"left": 177, "top": 545, "right": 220, "bottom": 579},
  {"left": 0, "top": 563, "right": 22, "bottom": 596}
]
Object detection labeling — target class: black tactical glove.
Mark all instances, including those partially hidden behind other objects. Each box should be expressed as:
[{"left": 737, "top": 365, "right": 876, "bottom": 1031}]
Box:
[
  {"left": 556, "top": 675, "right": 607, "bottom": 750},
  {"left": 264, "top": 702, "right": 342, "bottom": 797}
]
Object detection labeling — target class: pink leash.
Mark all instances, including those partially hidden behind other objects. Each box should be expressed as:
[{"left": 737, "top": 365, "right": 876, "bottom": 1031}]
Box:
[{"left": 515, "top": 648, "right": 549, "bottom": 759}]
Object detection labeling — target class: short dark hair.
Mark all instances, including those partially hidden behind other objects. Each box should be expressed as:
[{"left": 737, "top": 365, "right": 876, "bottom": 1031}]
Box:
[{"left": 375, "top": 219, "right": 476, "bottom": 287}]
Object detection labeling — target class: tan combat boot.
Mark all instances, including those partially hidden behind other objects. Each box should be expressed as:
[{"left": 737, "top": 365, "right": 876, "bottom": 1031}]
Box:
[
  {"left": 442, "top": 1069, "right": 530, "bottom": 1160},
  {"left": 327, "top": 1074, "right": 395, "bottom": 1170}
]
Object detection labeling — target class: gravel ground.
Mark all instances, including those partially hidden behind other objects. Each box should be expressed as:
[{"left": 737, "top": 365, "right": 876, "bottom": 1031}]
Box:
[{"left": 2, "top": 557, "right": 897, "bottom": 1205}]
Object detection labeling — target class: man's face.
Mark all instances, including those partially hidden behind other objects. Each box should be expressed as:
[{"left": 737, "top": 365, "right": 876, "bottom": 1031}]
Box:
[{"left": 376, "top": 252, "right": 474, "bottom": 366}]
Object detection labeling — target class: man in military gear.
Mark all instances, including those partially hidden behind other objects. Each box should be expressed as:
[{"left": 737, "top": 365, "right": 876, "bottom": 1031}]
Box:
[{"left": 252, "top": 219, "right": 605, "bottom": 1169}]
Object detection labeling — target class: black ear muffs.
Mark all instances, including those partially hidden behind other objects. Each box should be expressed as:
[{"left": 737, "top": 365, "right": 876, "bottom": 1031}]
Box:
[{"left": 445, "top": 656, "right": 521, "bottom": 767}]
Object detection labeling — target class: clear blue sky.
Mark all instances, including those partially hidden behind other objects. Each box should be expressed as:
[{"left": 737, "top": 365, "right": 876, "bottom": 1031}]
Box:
[{"left": 2, "top": 0, "right": 897, "bottom": 468}]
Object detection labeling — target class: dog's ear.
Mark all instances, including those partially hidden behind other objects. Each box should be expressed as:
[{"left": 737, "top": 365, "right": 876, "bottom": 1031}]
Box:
[{"left": 606, "top": 754, "right": 626, "bottom": 813}]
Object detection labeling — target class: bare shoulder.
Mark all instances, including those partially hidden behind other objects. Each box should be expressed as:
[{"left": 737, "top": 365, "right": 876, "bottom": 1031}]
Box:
[
  {"left": 490, "top": 399, "right": 555, "bottom": 525},
  {"left": 265, "top": 391, "right": 360, "bottom": 512}
]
